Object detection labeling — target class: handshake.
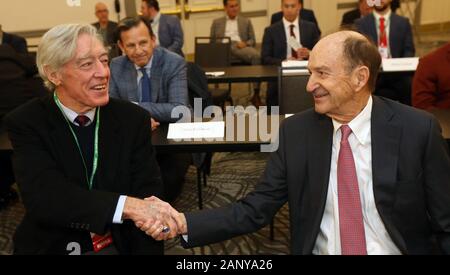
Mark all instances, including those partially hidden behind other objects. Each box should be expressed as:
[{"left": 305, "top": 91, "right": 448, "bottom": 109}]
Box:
[{"left": 122, "top": 196, "right": 187, "bottom": 240}]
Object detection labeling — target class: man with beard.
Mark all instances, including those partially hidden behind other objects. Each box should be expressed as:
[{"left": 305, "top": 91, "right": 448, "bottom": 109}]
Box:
[{"left": 356, "top": 0, "right": 415, "bottom": 105}]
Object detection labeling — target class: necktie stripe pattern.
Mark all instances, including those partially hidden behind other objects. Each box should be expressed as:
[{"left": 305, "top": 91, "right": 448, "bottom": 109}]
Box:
[
  {"left": 140, "top": 67, "right": 151, "bottom": 102},
  {"left": 75, "top": 115, "right": 90, "bottom": 127},
  {"left": 337, "top": 125, "right": 367, "bottom": 255}
]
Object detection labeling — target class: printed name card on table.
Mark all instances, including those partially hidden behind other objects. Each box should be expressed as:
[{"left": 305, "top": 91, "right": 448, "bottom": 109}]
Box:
[
  {"left": 282, "top": 60, "right": 309, "bottom": 75},
  {"left": 167, "top": 121, "right": 225, "bottom": 140},
  {"left": 382, "top": 57, "right": 419, "bottom": 72},
  {"left": 205, "top": 72, "right": 225, "bottom": 77}
]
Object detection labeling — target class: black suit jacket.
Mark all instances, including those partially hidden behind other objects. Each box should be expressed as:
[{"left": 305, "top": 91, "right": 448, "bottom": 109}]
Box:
[
  {"left": 0, "top": 44, "right": 45, "bottom": 123},
  {"left": 5, "top": 96, "right": 164, "bottom": 255},
  {"left": 2, "top": 32, "right": 28, "bottom": 54},
  {"left": 341, "top": 8, "right": 361, "bottom": 27},
  {"left": 271, "top": 9, "right": 321, "bottom": 35},
  {"left": 183, "top": 97, "right": 450, "bottom": 254},
  {"left": 356, "top": 13, "right": 415, "bottom": 58},
  {"left": 261, "top": 20, "right": 320, "bottom": 66}
]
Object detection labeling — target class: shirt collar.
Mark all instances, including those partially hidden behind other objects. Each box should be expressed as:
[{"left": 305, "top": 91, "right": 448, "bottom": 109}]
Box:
[
  {"left": 332, "top": 96, "right": 373, "bottom": 146},
  {"left": 283, "top": 16, "right": 299, "bottom": 30},
  {"left": 134, "top": 56, "right": 154, "bottom": 72},
  {"left": 59, "top": 101, "right": 96, "bottom": 126},
  {"left": 152, "top": 12, "right": 161, "bottom": 24},
  {"left": 373, "top": 9, "right": 392, "bottom": 22}
]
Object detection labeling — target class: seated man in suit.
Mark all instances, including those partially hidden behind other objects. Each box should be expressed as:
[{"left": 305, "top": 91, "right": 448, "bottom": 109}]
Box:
[
  {"left": 92, "top": 2, "right": 119, "bottom": 52},
  {"left": 0, "top": 44, "right": 47, "bottom": 211},
  {"left": 142, "top": 31, "right": 450, "bottom": 255},
  {"left": 356, "top": 0, "right": 415, "bottom": 105},
  {"left": 341, "top": 0, "right": 373, "bottom": 28},
  {"left": 140, "top": 0, "right": 184, "bottom": 57},
  {"left": 262, "top": 0, "right": 320, "bottom": 107},
  {"left": 211, "top": 0, "right": 262, "bottom": 107},
  {"left": 0, "top": 24, "right": 28, "bottom": 54},
  {"left": 270, "top": 0, "right": 321, "bottom": 35},
  {"left": 110, "top": 17, "right": 191, "bottom": 202},
  {"left": 412, "top": 42, "right": 450, "bottom": 110},
  {"left": 4, "top": 23, "right": 177, "bottom": 254}
]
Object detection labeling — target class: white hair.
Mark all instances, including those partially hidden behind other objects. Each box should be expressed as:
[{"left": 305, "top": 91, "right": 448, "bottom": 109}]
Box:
[{"left": 37, "top": 24, "right": 103, "bottom": 91}]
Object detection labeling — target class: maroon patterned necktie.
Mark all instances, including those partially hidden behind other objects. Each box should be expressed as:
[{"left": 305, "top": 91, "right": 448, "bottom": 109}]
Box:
[
  {"left": 74, "top": 115, "right": 90, "bottom": 127},
  {"left": 289, "top": 24, "right": 298, "bottom": 59},
  {"left": 337, "top": 125, "right": 367, "bottom": 255}
]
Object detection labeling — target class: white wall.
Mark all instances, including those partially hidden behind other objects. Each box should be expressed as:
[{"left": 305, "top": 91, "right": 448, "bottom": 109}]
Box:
[{"left": 0, "top": 0, "right": 127, "bottom": 33}]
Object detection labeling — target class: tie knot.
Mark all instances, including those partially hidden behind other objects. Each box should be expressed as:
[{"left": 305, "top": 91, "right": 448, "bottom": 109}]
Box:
[
  {"left": 340, "top": 125, "right": 352, "bottom": 142},
  {"left": 75, "top": 115, "right": 90, "bottom": 127},
  {"left": 290, "top": 24, "right": 295, "bottom": 30},
  {"left": 380, "top": 17, "right": 385, "bottom": 23},
  {"left": 140, "top": 67, "right": 147, "bottom": 74}
]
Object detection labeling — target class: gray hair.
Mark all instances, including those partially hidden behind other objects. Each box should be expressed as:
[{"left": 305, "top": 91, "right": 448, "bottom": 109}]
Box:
[{"left": 37, "top": 24, "right": 103, "bottom": 91}]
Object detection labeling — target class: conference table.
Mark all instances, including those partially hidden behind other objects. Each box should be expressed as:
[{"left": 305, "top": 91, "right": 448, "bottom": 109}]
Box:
[{"left": 205, "top": 65, "right": 279, "bottom": 84}]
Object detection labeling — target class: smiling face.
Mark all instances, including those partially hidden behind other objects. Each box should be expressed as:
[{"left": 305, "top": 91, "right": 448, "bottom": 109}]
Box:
[
  {"left": 52, "top": 34, "right": 110, "bottom": 113},
  {"left": 118, "top": 21, "right": 156, "bottom": 68},
  {"left": 306, "top": 33, "right": 370, "bottom": 123}
]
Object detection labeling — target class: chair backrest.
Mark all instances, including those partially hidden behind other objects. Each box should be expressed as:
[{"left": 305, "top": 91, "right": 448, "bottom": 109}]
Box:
[
  {"left": 187, "top": 62, "right": 213, "bottom": 115},
  {"left": 194, "top": 37, "right": 231, "bottom": 68},
  {"left": 278, "top": 67, "right": 314, "bottom": 115}
]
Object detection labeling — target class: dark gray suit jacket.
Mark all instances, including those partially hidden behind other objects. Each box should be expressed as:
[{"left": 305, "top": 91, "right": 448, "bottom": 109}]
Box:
[
  {"left": 109, "top": 47, "right": 189, "bottom": 123},
  {"left": 158, "top": 14, "right": 184, "bottom": 57},
  {"left": 356, "top": 13, "right": 415, "bottom": 58},
  {"left": 210, "top": 16, "right": 256, "bottom": 47},
  {"left": 183, "top": 97, "right": 450, "bottom": 255},
  {"left": 261, "top": 20, "right": 320, "bottom": 65},
  {"left": 92, "top": 21, "right": 118, "bottom": 47},
  {"left": 2, "top": 32, "right": 28, "bottom": 54}
]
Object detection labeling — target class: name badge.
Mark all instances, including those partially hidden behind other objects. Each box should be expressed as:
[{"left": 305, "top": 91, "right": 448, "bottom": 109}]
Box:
[
  {"left": 91, "top": 232, "right": 113, "bottom": 253},
  {"left": 379, "top": 46, "right": 389, "bottom": 59}
]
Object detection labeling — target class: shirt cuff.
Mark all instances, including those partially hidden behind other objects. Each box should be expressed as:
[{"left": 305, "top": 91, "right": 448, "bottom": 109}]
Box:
[{"left": 113, "top": 195, "right": 127, "bottom": 224}]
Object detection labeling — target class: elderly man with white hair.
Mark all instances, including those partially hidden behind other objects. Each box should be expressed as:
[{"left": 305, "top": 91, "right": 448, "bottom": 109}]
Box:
[{"left": 4, "top": 23, "right": 177, "bottom": 255}]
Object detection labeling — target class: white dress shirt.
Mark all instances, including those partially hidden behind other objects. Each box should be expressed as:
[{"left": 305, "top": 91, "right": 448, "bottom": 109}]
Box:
[
  {"left": 313, "top": 96, "right": 401, "bottom": 255},
  {"left": 225, "top": 16, "right": 242, "bottom": 42},
  {"left": 58, "top": 101, "right": 126, "bottom": 224},
  {"left": 151, "top": 12, "right": 161, "bottom": 46},
  {"left": 283, "top": 17, "right": 301, "bottom": 59}
]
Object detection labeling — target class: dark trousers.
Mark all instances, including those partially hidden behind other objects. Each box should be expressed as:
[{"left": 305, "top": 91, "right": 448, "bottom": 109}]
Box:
[
  {"left": 375, "top": 74, "right": 413, "bottom": 106},
  {"left": 266, "top": 82, "right": 279, "bottom": 109},
  {"left": 156, "top": 153, "right": 191, "bottom": 202},
  {"left": 0, "top": 150, "right": 14, "bottom": 197}
]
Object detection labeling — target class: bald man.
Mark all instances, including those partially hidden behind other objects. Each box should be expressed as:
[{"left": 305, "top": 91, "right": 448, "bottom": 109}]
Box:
[
  {"left": 144, "top": 31, "right": 450, "bottom": 255},
  {"left": 92, "top": 2, "right": 118, "bottom": 49}
]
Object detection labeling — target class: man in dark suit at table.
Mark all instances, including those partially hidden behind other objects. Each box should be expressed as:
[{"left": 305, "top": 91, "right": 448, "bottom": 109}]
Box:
[
  {"left": 110, "top": 17, "right": 191, "bottom": 202},
  {"left": 4, "top": 23, "right": 177, "bottom": 254},
  {"left": 140, "top": 0, "right": 184, "bottom": 57},
  {"left": 412, "top": 42, "right": 450, "bottom": 111},
  {"left": 142, "top": 31, "right": 450, "bottom": 255},
  {"left": 356, "top": 0, "right": 415, "bottom": 105},
  {"left": 270, "top": 0, "right": 321, "bottom": 35},
  {"left": 262, "top": 0, "right": 320, "bottom": 107},
  {"left": 341, "top": 0, "right": 373, "bottom": 28},
  {"left": 0, "top": 25, "right": 28, "bottom": 54}
]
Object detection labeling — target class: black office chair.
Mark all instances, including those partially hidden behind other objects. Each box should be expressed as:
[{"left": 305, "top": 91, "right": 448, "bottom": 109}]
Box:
[
  {"left": 278, "top": 67, "right": 314, "bottom": 115},
  {"left": 194, "top": 37, "right": 233, "bottom": 110}
]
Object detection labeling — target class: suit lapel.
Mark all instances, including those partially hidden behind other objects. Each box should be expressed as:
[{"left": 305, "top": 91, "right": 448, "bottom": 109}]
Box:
[
  {"left": 306, "top": 113, "right": 334, "bottom": 252},
  {"left": 95, "top": 103, "right": 121, "bottom": 191},
  {"left": 45, "top": 97, "right": 89, "bottom": 188},
  {"left": 237, "top": 16, "right": 246, "bottom": 41},
  {"left": 389, "top": 14, "right": 398, "bottom": 57},
  {"left": 218, "top": 17, "right": 226, "bottom": 38},
  {"left": 150, "top": 48, "right": 162, "bottom": 103},
  {"left": 371, "top": 96, "right": 407, "bottom": 253},
  {"left": 367, "top": 14, "right": 378, "bottom": 45},
  {"left": 124, "top": 59, "right": 139, "bottom": 102},
  {"left": 275, "top": 22, "right": 288, "bottom": 59}
]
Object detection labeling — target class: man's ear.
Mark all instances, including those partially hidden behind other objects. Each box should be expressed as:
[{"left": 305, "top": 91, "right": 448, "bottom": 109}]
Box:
[
  {"left": 352, "top": 66, "right": 370, "bottom": 92},
  {"left": 44, "top": 65, "right": 62, "bottom": 87}
]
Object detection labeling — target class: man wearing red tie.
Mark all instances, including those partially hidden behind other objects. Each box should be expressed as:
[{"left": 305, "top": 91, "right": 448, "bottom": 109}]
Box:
[{"left": 356, "top": 0, "right": 415, "bottom": 105}]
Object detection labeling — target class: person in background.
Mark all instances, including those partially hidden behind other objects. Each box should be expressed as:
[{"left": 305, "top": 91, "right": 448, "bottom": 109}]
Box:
[
  {"left": 0, "top": 24, "right": 28, "bottom": 54},
  {"left": 270, "top": 0, "right": 321, "bottom": 35},
  {"left": 210, "top": 0, "right": 262, "bottom": 107},
  {"left": 412, "top": 42, "right": 450, "bottom": 110},
  {"left": 341, "top": 0, "right": 374, "bottom": 28},
  {"left": 140, "top": 0, "right": 184, "bottom": 57}
]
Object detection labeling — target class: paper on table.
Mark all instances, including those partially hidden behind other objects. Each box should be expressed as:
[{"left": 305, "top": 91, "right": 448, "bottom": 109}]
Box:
[
  {"left": 205, "top": 71, "right": 225, "bottom": 77},
  {"left": 285, "top": 114, "right": 294, "bottom": 118},
  {"left": 282, "top": 60, "right": 309, "bottom": 68},
  {"left": 167, "top": 121, "right": 225, "bottom": 139},
  {"left": 382, "top": 57, "right": 419, "bottom": 72},
  {"left": 288, "top": 36, "right": 303, "bottom": 51}
]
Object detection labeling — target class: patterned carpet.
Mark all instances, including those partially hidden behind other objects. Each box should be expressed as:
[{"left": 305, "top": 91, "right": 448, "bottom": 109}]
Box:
[{"left": 0, "top": 152, "right": 290, "bottom": 255}]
